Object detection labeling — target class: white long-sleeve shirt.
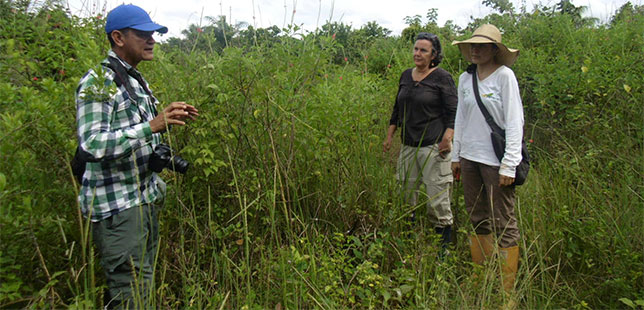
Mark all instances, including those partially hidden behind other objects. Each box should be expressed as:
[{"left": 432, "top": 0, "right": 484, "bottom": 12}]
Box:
[{"left": 452, "top": 65, "right": 524, "bottom": 177}]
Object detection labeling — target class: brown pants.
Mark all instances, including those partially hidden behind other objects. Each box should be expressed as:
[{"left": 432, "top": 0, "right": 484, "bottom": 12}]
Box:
[{"left": 461, "top": 158, "right": 519, "bottom": 247}]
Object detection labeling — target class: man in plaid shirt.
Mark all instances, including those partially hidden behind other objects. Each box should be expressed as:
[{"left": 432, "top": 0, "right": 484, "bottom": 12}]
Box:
[{"left": 75, "top": 4, "right": 198, "bottom": 309}]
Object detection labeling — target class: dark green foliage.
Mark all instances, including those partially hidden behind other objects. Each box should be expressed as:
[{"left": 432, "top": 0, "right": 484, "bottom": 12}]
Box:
[{"left": 611, "top": 1, "right": 644, "bottom": 25}]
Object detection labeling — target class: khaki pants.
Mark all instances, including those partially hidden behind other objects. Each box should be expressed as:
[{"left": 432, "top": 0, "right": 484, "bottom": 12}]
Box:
[
  {"left": 397, "top": 144, "right": 453, "bottom": 227},
  {"left": 460, "top": 157, "right": 519, "bottom": 247},
  {"left": 92, "top": 204, "right": 159, "bottom": 309}
]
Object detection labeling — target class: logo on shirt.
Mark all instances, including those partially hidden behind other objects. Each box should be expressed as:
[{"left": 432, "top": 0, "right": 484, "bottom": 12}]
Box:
[
  {"left": 482, "top": 93, "right": 494, "bottom": 98},
  {"left": 462, "top": 88, "right": 471, "bottom": 97}
]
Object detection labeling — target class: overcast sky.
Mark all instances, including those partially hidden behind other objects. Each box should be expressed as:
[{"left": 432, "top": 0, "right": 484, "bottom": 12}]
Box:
[{"left": 65, "top": 0, "right": 636, "bottom": 39}]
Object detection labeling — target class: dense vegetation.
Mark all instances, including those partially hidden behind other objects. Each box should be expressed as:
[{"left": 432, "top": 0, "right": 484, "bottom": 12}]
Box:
[{"left": 0, "top": 0, "right": 642, "bottom": 308}]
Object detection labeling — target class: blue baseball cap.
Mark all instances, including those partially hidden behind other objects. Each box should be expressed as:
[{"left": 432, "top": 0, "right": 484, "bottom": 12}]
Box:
[{"left": 105, "top": 4, "right": 168, "bottom": 34}]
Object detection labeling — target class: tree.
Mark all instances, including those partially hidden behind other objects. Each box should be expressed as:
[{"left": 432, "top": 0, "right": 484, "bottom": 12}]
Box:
[
  {"left": 163, "top": 15, "right": 242, "bottom": 54},
  {"left": 403, "top": 15, "right": 422, "bottom": 26},
  {"left": 401, "top": 9, "right": 441, "bottom": 43},
  {"left": 610, "top": 2, "right": 644, "bottom": 26},
  {"left": 555, "top": 0, "right": 597, "bottom": 27},
  {"left": 426, "top": 8, "right": 438, "bottom": 25},
  {"left": 318, "top": 21, "right": 353, "bottom": 49},
  {"left": 482, "top": 0, "right": 515, "bottom": 15},
  {"left": 237, "top": 25, "right": 281, "bottom": 47},
  {"left": 359, "top": 21, "right": 391, "bottom": 39}
]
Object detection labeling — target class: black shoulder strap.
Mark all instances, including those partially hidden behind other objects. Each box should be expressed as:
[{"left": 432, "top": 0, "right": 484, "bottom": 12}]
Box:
[
  {"left": 469, "top": 64, "right": 504, "bottom": 134},
  {"left": 103, "top": 57, "right": 138, "bottom": 102},
  {"left": 103, "top": 57, "right": 154, "bottom": 103}
]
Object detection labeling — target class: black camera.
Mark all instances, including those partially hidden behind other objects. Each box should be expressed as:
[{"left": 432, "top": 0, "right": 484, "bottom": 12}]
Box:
[{"left": 149, "top": 143, "right": 189, "bottom": 174}]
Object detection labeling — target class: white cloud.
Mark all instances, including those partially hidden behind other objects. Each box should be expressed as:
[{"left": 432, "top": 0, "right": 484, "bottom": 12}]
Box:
[{"left": 65, "top": 0, "right": 635, "bottom": 39}]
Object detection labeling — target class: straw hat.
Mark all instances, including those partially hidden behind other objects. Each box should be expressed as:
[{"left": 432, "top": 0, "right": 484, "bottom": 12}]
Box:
[{"left": 452, "top": 24, "right": 519, "bottom": 67}]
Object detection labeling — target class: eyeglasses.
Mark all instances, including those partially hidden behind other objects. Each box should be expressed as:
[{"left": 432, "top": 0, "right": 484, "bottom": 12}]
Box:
[
  {"left": 416, "top": 32, "right": 437, "bottom": 41},
  {"left": 130, "top": 29, "right": 155, "bottom": 40}
]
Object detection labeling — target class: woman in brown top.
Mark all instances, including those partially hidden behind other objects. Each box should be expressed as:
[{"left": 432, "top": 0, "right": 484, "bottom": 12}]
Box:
[{"left": 383, "top": 32, "right": 458, "bottom": 251}]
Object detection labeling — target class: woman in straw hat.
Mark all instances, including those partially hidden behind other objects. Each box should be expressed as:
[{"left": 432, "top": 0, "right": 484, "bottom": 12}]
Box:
[
  {"left": 451, "top": 24, "right": 523, "bottom": 298},
  {"left": 383, "top": 32, "right": 457, "bottom": 252}
]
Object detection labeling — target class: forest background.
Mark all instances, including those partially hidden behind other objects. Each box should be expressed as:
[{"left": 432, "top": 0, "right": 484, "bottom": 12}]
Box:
[{"left": 0, "top": 0, "right": 642, "bottom": 308}]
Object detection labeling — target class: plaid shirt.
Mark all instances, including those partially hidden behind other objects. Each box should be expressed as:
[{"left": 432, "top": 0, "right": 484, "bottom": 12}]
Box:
[{"left": 76, "top": 50, "right": 165, "bottom": 222}]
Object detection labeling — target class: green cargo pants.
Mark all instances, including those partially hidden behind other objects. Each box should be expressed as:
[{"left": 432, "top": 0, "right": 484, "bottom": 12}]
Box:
[{"left": 92, "top": 204, "right": 159, "bottom": 309}]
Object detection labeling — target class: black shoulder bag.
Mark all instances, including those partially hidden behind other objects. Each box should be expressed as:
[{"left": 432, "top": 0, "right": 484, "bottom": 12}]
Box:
[{"left": 468, "top": 64, "right": 530, "bottom": 186}]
